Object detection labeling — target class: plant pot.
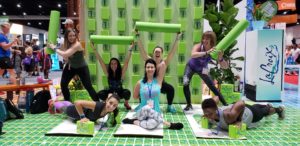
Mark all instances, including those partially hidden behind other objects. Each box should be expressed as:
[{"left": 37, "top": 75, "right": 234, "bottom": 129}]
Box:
[{"left": 252, "top": 20, "right": 266, "bottom": 30}]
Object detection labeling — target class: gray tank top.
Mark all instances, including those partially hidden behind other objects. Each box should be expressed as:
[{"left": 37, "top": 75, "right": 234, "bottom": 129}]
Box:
[
  {"left": 68, "top": 51, "right": 87, "bottom": 68},
  {"left": 217, "top": 105, "right": 253, "bottom": 130}
]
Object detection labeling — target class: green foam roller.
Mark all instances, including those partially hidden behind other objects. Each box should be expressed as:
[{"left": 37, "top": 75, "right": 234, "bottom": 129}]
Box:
[
  {"left": 211, "top": 19, "right": 249, "bottom": 59},
  {"left": 135, "top": 21, "right": 181, "bottom": 33},
  {"left": 232, "top": 92, "right": 241, "bottom": 102},
  {"left": 90, "top": 35, "right": 134, "bottom": 45},
  {"left": 229, "top": 125, "right": 239, "bottom": 139},
  {"left": 77, "top": 121, "right": 94, "bottom": 135},
  {"left": 47, "top": 11, "right": 60, "bottom": 54}
]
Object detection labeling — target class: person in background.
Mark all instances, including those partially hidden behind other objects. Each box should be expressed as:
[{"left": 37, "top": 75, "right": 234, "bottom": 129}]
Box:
[
  {"left": 91, "top": 42, "right": 133, "bottom": 110},
  {"left": 12, "top": 35, "right": 23, "bottom": 79},
  {"left": 23, "top": 47, "right": 36, "bottom": 77},
  {"left": 0, "top": 22, "right": 21, "bottom": 84},
  {"left": 31, "top": 39, "right": 40, "bottom": 76}
]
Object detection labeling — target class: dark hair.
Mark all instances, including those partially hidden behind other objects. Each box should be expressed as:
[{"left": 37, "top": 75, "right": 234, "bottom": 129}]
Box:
[
  {"left": 106, "top": 93, "right": 120, "bottom": 126},
  {"left": 108, "top": 58, "right": 122, "bottom": 81},
  {"left": 142, "top": 58, "right": 157, "bottom": 83},
  {"left": 152, "top": 45, "right": 164, "bottom": 54},
  {"left": 202, "top": 98, "right": 218, "bottom": 110}
]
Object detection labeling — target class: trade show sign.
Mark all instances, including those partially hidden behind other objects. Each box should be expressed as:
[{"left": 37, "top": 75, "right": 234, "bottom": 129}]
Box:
[{"left": 257, "top": 30, "right": 283, "bottom": 101}]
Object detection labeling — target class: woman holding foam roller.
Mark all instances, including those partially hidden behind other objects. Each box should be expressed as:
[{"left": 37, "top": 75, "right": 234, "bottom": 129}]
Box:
[
  {"left": 201, "top": 98, "right": 285, "bottom": 131},
  {"left": 122, "top": 59, "right": 183, "bottom": 130},
  {"left": 136, "top": 31, "right": 181, "bottom": 113},
  {"left": 48, "top": 29, "right": 97, "bottom": 101},
  {"left": 90, "top": 42, "right": 133, "bottom": 110},
  {"left": 183, "top": 31, "right": 228, "bottom": 111}
]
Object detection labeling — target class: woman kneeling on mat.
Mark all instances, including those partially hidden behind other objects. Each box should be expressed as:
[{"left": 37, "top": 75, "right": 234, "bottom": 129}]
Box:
[
  {"left": 201, "top": 98, "right": 285, "bottom": 131},
  {"left": 63, "top": 93, "right": 120, "bottom": 126},
  {"left": 48, "top": 29, "right": 97, "bottom": 102},
  {"left": 184, "top": 31, "right": 229, "bottom": 111},
  {"left": 91, "top": 42, "right": 133, "bottom": 110},
  {"left": 122, "top": 59, "right": 183, "bottom": 130}
]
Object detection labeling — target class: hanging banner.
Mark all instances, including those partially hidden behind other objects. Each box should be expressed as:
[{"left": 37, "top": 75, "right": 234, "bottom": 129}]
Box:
[{"left": 276, "top": 0, "right": 296, "bottom": 11}]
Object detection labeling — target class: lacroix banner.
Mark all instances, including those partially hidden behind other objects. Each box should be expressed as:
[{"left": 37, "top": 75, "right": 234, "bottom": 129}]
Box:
[
  {"left": 269, "top": 14, "right": 298, "bottom": 24},
  {"left": 276, "top": 0, "right": 296, "bottom": 10}
]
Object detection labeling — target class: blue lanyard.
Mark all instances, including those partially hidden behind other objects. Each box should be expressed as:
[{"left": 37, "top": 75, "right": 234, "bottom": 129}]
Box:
[{"left": 147, "top": 82, "right": 153, "bottom": 99}]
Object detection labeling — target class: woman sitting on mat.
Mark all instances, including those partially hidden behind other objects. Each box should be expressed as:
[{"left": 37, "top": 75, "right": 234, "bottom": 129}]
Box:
[
  {"left": 183, "top": 31, "right": 229, "bottom": 111},
  {"left": 62, "top": 93, "right": 120, "bottom": 126},
  {"left": 201, "top": 97, "right": 285, "bottom": 131},
  {"left": 48, "top": 29, "right": 97, "bottom": 101},
  {"left": 136, "top": 31, "right": 181, "bottom": 113},
  {"left": 91, "top": 42, "right": 133, "bottom": 110},
  {"left": 122, "top": 59, "right": 183, "bottom": 130}
]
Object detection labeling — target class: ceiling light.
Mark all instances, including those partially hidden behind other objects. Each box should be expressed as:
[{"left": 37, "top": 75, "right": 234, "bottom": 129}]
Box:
[
  {"left": 17, "top": 3, "right": 21, "bottom": 8},
  {"left": 57, "top": 3, "right": 61, "bottom": 8},
  {"left": 38, "top": 22, "right": 42, "bottom": 25},
  {"left": 2, "top": 12, "right": 6, "bottom": 15},
  {"left": 283, "top": 11, "right": 287, "bottom": 15},
  {"left": 38, "top": 5, "right": 42, "bottom": 8},
  {"left": 27, "top": 22, "right": 31, "bottom": 25},
  {"left": 0, "top": 4, "right": 2, "bottom": 8},
  {"left": 297, "top": 22, "right": 300, "bottom": 25},
  {"left": 73, "top": 12, "right": 77, "bottom": 15},
  {"left": 23, "top": 12, "right": 26, "bottom": 15}
]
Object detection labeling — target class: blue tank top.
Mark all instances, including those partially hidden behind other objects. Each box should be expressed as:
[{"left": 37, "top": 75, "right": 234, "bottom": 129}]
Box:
[
  {"left": 135, "top": 78, "right": 161, "bottom": 113},
  {"left": 0, "top": 33, "right": 10, "bottom": 58},
  {"left": 188, "top": 44, "right": 211, "bottom": 73}
]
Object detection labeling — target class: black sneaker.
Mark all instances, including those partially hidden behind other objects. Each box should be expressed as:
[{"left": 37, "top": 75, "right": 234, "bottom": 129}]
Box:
[
  {"left": 122, "top": 118, "right": 136, "bottom": 124},
  {"left": 169, "top": 122, "right": 184, "bottom": 130},
  {"left": 277, "top": 105, "right": 285, "bottom": 120},
  {"left": 184, "top": 104, "right": 193, "bottom": 111}
]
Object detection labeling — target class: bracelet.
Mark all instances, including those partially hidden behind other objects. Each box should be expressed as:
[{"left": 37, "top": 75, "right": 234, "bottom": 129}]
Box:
[{"left": 79, "top": 114, "right": 86, "bottom": 119}]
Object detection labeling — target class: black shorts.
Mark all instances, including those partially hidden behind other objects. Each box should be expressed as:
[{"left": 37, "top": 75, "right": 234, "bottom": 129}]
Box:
[{"left": 0, "top": 57, "right": 13, "bottom": 69}]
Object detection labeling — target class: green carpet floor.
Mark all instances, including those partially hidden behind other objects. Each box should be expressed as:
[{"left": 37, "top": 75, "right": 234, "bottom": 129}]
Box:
[{"left": 1, "top": 104, "right": 299, "bottom": 146}]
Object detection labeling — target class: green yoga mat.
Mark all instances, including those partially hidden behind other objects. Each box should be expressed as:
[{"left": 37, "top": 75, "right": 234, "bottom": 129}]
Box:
[
  {"left": 46, "top": 11, "right": 60, "bottom": 54},
  {"left": 210, "top": 19, "right": 249, "bottom": 59},
  {"left": 135, "top": 21, "right": 181, "bottom": 33},
  {"left": 90, "top": 35, "right": 134, "bottom": 45}
]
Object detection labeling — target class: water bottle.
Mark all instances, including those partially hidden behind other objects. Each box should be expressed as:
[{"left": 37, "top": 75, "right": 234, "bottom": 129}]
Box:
[
  {"left": 18, "top": 93, "right": 26, "bottom": 113},
  {"left": 25, "top": 90, "right": 34, "bottom": 113},
  {"left": 0, "top": 99, "right": 7, "bottom": 122},
  {"left": 239, "top": 81, "right": 244, "bottom": 94}
]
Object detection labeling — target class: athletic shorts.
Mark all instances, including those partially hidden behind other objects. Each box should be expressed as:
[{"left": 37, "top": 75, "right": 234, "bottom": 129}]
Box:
[{"left": 0, "top": 57, "right": 13, "bottom": 69}]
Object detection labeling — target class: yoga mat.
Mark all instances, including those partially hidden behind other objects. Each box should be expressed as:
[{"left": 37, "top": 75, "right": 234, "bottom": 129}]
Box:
[
  {"left": 114, "top": 105, "right": 163, "bottom": 138},
  {"left": 181, "top": 105, "right": 246, "bottom": 139},
  {"left": 45, "top": 120, "right": 102, "bottom": 137},
  {"left": 210, "top": 19, "right": 249, "bottom": 59},
  {"left": 47, "top": 11, "right": 60, "bottom": 54},
  {"left": 135, "top": 22, "right": 181, "bottom": 33},
  {"left": 90, "top": 35, "right": 134, "bottom": 45}
]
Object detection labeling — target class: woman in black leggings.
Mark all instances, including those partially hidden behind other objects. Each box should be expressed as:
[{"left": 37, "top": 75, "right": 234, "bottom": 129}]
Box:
[
  {"left": 49, "top": 29, "right": 97, "bottom": 101},
  {"left": 91, "top": 42, "right": 133, "bottom": 110}
]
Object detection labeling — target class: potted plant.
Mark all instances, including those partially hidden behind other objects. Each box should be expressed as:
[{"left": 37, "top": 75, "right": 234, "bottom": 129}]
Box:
[{"left": 204, "top": 0, "right": 244, "bottom": 85}]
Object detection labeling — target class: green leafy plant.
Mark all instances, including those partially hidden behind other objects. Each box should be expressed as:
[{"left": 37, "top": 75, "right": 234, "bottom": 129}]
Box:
[
  {"left": 68, "top": 75, "right": 84, "bottom": 90},
  {"left": 204, "top": 0, "right": 244, "bottom": 84}
]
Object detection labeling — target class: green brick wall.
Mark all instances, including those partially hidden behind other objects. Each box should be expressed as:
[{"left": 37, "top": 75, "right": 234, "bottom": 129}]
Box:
[{"left": 84, "top": 0, "right": 204, "bottom": 104}]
